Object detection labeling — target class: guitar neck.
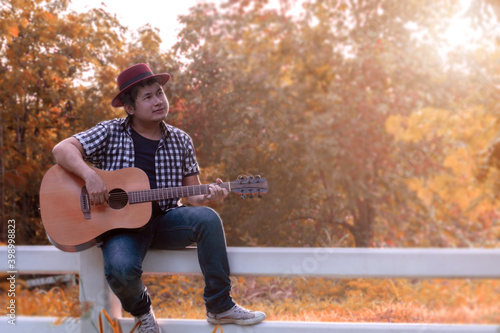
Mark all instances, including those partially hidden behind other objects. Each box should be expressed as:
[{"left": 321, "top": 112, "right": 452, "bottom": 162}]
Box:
[{"left": 128, "top": 183, "right": 229, "bottom": 204}]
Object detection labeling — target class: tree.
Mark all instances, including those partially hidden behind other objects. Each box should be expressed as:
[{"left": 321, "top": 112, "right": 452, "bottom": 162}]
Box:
[
  {"left": 170, "top": 0, "right": 316, "bottom": 246},
  {"left": 169, "top": 0, "right": 498, "bottom": 247},
  {"left": 0, "top": 0, "right": 126, "bottom": 243},
  {"left": 387, "top": 105, "right": 500, "bottom": 247},
  {"left": 2, "top": 0, "right": 498, "bottom": 250}
]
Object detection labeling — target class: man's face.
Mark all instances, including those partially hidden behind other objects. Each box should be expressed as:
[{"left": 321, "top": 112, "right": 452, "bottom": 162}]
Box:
[{"left": 126, "top": 82, "right": 169, "bottom": 123}]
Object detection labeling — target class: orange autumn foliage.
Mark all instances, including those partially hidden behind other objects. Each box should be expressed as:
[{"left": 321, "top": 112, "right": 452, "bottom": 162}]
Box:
[{"left": 0, "top": 275, "right": 498, "bottom": 325}]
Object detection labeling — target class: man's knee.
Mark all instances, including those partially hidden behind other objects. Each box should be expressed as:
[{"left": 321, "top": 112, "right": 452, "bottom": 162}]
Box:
[
  {"left": 198, "top": 207, "right": 223, "bottom": 229},
  {"left": 105, "top": 259, "right": 143, "bottom": 290}
]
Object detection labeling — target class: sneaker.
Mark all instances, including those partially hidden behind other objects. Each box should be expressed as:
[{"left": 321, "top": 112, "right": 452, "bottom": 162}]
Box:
[
  {"left": 134, "top": 309, "right": 162, "bottom": 333},
  {"left": 207, "top": 304, "right": 266, "bottom": 326}
]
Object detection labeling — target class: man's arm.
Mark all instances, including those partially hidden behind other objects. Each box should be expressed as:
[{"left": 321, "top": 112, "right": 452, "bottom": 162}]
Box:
[
  {"left": 52, "top": 137, "right": 109, "bottom": 205},
  {"left": 183, "top": 174, "right": 228, "bottom": 206}
]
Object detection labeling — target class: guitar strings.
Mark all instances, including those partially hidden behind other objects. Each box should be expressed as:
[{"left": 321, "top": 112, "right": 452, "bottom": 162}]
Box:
[
  {"left": 107, "top": 193, "right": 129, "bottom": 204},
  {"left": 105, "top": 183, "right": 240, "bottom": 204},
  {"left": 106, "top": 186, "right": 213, "bottom": 198}
]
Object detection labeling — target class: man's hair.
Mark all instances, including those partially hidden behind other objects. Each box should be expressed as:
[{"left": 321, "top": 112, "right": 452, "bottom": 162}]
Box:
[{"left": 121, "top": 77, "right": 162, "bottom": 110}]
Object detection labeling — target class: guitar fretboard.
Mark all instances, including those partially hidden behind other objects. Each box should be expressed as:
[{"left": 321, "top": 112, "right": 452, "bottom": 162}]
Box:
[{"left": 128, "top": 183, "right": 229, "bottom": 204}]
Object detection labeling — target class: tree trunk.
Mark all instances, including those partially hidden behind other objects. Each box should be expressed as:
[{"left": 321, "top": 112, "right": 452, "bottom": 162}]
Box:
[{"left": 353, "top": 197, "right": 374, "bottom": 247}]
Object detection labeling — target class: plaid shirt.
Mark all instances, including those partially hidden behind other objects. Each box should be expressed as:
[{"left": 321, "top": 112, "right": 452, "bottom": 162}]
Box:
[{"left": 74, "top": 116, "right": 200, "bottom": 211}]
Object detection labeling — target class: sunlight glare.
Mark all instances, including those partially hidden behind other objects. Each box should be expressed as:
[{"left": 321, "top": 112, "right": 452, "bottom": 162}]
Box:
[
  {"left": 442, "top": 0, "right": 481, "bottom": 49},
  {"left": 69, "top": 0, "right": 200, "bottom": 50}
]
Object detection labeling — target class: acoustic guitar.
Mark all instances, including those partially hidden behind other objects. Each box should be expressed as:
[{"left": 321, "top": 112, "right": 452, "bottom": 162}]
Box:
[{"left": 39, "top": 165, "right": 268, "bottom": 252}]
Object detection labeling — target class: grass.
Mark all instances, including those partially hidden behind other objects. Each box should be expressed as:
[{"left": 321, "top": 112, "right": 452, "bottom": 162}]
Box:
[{"left": 0, "top": 275, "right": 498, "bottom": 324}]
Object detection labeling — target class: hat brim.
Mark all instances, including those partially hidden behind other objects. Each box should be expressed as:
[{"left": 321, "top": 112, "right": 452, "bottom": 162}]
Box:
[{"left": 111, "top": 73, "right": 171, "bottom": 107}]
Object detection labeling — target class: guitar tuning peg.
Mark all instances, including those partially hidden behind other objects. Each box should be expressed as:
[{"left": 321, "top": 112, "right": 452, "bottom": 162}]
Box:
[
  {"left": 249, "top": 194, "right": 254, "bottom": 199},
  {"left": 255, "top": 175, "right": 261, "bottom": 182},
  {"left": 241, "top": 194, "right": 247, "bottom": 199},
  {"left": 258, "top": 194, "right": 262, "bottom": 198}
]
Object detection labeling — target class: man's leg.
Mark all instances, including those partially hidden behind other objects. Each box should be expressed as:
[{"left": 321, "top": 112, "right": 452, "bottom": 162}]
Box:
[
  {"left": 101, "top": 228, "right": 152, "bottom": 317},
  {"left": 151, "top": 206, "right": 235, "bottom": 313},
  {"left": 101, "top": 223, "right": 163, "bottom": 332},
  {"left": 151, "top": 206, "right": 265, "bottom": 325}
]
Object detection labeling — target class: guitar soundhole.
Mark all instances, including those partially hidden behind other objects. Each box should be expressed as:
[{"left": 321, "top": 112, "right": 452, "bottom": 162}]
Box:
[{"left": 108, "top": 189, "right": 128, "bottom": 210}]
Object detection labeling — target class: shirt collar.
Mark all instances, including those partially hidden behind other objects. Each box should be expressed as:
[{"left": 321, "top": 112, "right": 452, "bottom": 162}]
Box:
[{"left": 122, "top": 115, "right": 172, "bottom": 139}]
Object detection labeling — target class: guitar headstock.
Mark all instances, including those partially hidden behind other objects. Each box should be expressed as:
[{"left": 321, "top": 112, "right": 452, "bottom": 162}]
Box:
[{"left": 228, "top": 175, "right": 268, "bottom": 199}]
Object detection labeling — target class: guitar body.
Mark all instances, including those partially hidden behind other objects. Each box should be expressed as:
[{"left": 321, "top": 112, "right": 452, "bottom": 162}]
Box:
[
  {"left": 40, "top": 165, "right": 268, "bottom": 252},
  {"left": 40, "top": 165, "right": 152, "bottom": 252}
]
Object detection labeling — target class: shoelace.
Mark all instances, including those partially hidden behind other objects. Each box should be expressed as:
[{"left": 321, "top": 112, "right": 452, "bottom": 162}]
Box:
[
  {"left": 215, "top": 305, "right": 252, "bottom": 319},
  {"left": 233, "top": 305, "right": 252, "bottom": 314}
]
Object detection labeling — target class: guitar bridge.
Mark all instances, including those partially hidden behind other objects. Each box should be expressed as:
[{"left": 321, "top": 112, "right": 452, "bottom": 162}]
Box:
[{"left": 81, "top": 186, "right": 91, "bottom": 220}]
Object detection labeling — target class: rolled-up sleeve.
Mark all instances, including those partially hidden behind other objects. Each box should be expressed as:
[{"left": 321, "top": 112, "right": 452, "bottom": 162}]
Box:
[
  {"left": 183, "top": 135, "right": 200, "bottom": 177},
  {"left": 73, "top": 124, "right": 109, "bottom": 166}
]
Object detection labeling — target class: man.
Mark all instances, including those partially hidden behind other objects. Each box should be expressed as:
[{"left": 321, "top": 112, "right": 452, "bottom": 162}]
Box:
[{"left": 52, "top": 63, "right": 266, "bottom": 332}]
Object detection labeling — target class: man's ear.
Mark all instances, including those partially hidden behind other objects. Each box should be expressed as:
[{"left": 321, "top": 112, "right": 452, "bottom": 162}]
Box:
[{"left": 124, "top": 104, "right": 135, "bottom": 115}]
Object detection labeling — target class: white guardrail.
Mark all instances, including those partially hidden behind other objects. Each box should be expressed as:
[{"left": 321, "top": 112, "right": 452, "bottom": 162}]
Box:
[{"left": 1, "top": 246, "right": 500, "bottom": 333}]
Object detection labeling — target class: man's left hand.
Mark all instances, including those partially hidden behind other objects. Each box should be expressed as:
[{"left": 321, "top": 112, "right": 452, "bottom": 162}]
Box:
[{"left": 204, "top": 179, "right": 229, "bottom": 202}]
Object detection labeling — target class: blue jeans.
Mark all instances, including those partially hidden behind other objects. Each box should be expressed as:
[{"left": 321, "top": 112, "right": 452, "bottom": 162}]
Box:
[{"left": 101, "top": 205, "right": 235, "bottom": 317}]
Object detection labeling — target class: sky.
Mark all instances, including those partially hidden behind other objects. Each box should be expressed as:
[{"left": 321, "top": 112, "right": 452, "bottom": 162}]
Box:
[
  {"left": 68, "top": 0, "right": 494, "bottom": 59},
  {"left": 69, "top": 0, "right": 203, "bottom": 50}
]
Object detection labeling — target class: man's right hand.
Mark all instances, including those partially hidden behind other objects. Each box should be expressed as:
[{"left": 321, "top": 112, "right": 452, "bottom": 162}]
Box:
[
  {"left": 53, "top": 137, "right": 109, "bottom": 206},
  {"left": 84, "top": 170, "right": 109, "bottom": 206}
]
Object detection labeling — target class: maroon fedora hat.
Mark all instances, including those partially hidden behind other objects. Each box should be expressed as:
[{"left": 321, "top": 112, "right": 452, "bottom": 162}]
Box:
[{"left": 111, "top": 63, "right": 171, "bottom": 107}]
